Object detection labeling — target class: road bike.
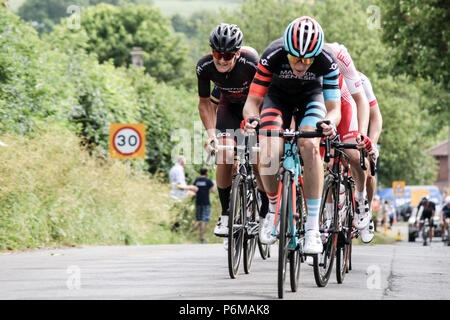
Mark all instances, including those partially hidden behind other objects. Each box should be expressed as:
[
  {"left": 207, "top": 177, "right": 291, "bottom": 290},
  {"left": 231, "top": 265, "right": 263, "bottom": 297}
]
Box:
[
  {"left": 315, "top": 137, "right": 375, "bottom": 286},
  {"left": 214, "top": 135, "right": 269, "bottom": 278},
  {"left": 259, "top": 125, "right": 326, "bottom": 299}
]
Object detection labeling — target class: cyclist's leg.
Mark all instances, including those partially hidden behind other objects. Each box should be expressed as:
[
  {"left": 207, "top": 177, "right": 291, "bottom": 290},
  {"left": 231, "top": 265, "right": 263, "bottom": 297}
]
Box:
[
  {"left": 248, "top": 134, "right": 269, "bottom": 219},
  {"left": 430, "top": 217, "right": 434, "bottom": 243},
  {"left": 258, "top": 94, "right": 291, "bottom": 244},
  {"left": 339, "top": 96, "right": 370, "bottom": 229},
  {"left": 201, "top": 204, "right": 211, "bottom": 239},
  {"left": 213, "top": 98, "right": 240, "bottom": 237},
  {"left": 297, "top": 92, "right": 327, "bottom": 253},
  {"left": 258, "top": 95, "right": 290, "bottom": 197}
]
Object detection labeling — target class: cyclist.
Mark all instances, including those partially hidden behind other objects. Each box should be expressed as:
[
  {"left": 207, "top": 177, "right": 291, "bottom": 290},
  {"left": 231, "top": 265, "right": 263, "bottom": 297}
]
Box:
[
  {"left": 416, "top": 196, "right": 436, "bottom": 244},
  {"left": 322, "top": 42, "right": 375, "bottom": 236},
  {"left": 358, "top": 71, "right": 383, "bottom": 242},
  {"left": 243, "top": 16, "right": 340, "bottom": 254},
  {"left": 440, "top": 196, "right": 450, "bottom": 241},
  {"left": 196, "top": 23, "right": 268, "bottom": 242}
]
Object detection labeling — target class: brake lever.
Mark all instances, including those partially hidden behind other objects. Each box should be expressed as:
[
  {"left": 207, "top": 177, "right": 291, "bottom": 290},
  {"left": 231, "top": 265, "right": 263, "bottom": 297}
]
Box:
[{"left": 360, "top": 149, "right": 367, "bottom": 170}]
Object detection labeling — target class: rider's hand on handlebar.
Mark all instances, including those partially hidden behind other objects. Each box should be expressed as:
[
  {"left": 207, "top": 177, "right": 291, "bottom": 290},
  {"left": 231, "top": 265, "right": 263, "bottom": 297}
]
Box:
[
  {"left": 319, "top": 121, "right": 337, "bottom": 138},
  {"left": 356, "top": 134, "right": 373, "bottom": 153},
  {"left": 241, "top": 117, "right": 260, "bottom": 133},
  {"left": 204, "top": 136, "right": 218, "bottom": 155}
]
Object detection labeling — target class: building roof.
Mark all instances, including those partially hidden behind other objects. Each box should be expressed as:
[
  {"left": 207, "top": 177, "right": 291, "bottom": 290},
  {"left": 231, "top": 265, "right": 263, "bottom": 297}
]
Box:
[{"left": 428, "top": 140, "right": 448, "bottom": 157}]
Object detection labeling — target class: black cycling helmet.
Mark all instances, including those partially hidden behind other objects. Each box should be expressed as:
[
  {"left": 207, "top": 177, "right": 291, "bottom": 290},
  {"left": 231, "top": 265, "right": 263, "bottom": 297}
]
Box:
[{"left": 209, "top": 23, "right": 243, "bottom": 53}]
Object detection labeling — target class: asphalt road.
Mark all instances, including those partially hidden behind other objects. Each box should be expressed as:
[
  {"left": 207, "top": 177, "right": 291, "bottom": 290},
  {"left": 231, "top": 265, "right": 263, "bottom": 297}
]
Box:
[{"left": 1, "top": 233, "right": 449, "bottom": 300}]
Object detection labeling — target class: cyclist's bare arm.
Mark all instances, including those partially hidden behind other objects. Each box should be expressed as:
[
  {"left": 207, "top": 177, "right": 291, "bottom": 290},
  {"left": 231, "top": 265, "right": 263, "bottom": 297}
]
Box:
[
  {"left": 243, "top": 94, "right": 264, "bottom": 129},
  {"left": 351, "top": 91, "right": 370, "bottom": 136},
  {"left": 198, "top": 96, "right": 217, "bottom": 139},
  {"left": 322, "top": 99, "right": 341, "bottom": 136},
  {"left": 368, "top": 103, "right": 382, "bottom": 146}
]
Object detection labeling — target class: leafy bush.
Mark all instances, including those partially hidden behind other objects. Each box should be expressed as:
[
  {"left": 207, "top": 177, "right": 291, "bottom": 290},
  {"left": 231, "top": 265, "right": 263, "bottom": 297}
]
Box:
[
  {"left": 56, "top": 3, "right": 190, "bottom": 86},
  {"left": 17, "top": 0, "right": 138, "bottom": 33},
  {"left": 0, "top": 9, "right": 76, "bottom": 133},
  {"left": 0, "top": 125, "right": 192, "bottom": 250}
]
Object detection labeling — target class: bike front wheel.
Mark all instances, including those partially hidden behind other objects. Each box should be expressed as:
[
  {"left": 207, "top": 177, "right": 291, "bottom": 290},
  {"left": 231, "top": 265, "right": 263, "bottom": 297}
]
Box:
[
  {"left": 243, "top": 186, "right": 258, "bottom": 274},
  {"left": 228, "top": 175, "right": 245, "bottom": 279},
  {"left": 313, "top": 174, "right": 338, "bottom": 287},
  {"left": 278, "top": 171, "right": 291, "bottom": 299}
]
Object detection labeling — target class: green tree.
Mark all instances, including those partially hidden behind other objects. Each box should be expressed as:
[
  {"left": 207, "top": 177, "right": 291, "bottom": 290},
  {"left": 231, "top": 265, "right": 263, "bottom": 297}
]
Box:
[
  {"left": 378, "top": 0, "right": 449, "bottom": 123},
  {"left": 378, "top": 0, "right": 449, "bottom": 87},
  {"left": 17, "top": 0, "right": 135, "bottom": 34},
  {"left": 370, "top": 75, "right": 438, "bottom": 186},
  {"left": 57, "top": 3, "right": 190, "bottom": 86},
  {"left": 0, "top": 9, "right": 78, "bottom": 133}
]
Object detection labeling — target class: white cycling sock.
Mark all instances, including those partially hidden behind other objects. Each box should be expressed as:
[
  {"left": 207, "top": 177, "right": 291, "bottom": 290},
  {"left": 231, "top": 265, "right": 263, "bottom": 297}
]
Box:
[
  {"left": 355, "top": 189, "right": 367, "bottom": 202},
  {"left": 305, "top": 198, "right": 321, "bottom": 231}
]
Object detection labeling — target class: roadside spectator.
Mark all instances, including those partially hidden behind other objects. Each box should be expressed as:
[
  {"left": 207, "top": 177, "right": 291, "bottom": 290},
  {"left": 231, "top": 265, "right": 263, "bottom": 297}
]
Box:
[
  {"left": 372, "top": 195, "right": 380, "bottom": 231},
  {"left": 192, "top": 167, "right": 216, "bottom": 243},
  {"left": 169, "top": 155, "right": 198, "bottom": 199},
  {"left": 389, "top": 201, "right": 395, "bottom": 228},
  {"left": 380, "top": 200, "right": 390, "bottom": 230}
]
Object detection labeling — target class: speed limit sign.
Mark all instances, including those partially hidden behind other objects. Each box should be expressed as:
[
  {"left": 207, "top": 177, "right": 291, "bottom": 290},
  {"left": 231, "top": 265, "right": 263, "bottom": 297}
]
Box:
[{"left": 109, "top": 123, "right": 146, "bottom": 159}]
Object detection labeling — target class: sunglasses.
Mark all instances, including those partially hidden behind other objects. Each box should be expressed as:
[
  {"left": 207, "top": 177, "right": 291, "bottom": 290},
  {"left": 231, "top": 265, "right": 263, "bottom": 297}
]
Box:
[
  {"left": 212, "top": 50, "right": 237, "bottom": 61},
  {"left": 287, "top": 54, "right": 315, "bottom": 65}
]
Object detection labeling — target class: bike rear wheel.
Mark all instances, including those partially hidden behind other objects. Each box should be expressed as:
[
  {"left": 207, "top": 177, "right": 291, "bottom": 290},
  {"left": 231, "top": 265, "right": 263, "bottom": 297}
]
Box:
[
  {"left": 278, "top": 171, "right": 291, "bottom": 299},
  {"left": 228, "top": 175, "right": 245, "bottom": 279},
  {"left": 313, "top": 174, "right": 338, "bottom": 287},
  {"left": 258, "top": 237, "right": 270, "bottom": 259}
]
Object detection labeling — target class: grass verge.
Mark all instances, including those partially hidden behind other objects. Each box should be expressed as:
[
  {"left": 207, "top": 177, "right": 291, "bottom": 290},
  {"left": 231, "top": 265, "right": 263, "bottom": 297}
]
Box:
[{"left": 0, "top": 124, "right": 205, "bottom": 251}]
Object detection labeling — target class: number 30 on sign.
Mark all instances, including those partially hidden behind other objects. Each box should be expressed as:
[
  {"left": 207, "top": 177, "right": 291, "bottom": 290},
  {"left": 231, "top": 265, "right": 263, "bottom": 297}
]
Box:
[{"left": 109, "top": 123, "right": 146, "bottom": 159}]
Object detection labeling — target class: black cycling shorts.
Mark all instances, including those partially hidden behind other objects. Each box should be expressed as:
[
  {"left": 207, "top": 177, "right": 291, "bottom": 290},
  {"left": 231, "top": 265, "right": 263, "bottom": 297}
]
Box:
[
  {"left": 259, "top": 89, "right": 326, "bottom": 132},
  {"left": 215, "top": 95, "right": 244, "bottom": 139},
  {"left": 420, "top": 212, "right": 434, "bottom": 227}
]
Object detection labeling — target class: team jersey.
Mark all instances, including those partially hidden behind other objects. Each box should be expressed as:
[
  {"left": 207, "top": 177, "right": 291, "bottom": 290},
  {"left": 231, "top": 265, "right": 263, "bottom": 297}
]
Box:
[
  {"left": 196, "top": 46, "right": 259, "bottom": 104},
  {"left": 249, "top": 38, "right": 341, "bottom": 102},
  {"left": 327, "top": 42, "right": 363, "bottom": 95},
  {"left": 327, "top": 42, "right": 378, "bottom": 107},
  {"left": 359, "top": 72, "right": 378, "bottom": 107}
]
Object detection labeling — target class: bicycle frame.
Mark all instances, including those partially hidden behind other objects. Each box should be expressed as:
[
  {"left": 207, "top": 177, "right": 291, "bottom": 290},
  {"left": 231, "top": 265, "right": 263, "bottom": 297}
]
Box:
[{"left": 273, "top": 131, "right": 306, "bottom": 251}]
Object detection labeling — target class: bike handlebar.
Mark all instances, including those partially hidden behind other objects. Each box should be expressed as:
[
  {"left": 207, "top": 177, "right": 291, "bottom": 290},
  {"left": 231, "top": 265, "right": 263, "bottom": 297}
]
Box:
[
  {"left": 317, "top": 139, "right": 376, "bottom": 176},
  {"left": 216, "top": 145, "right": 260, "bottom": 153}
]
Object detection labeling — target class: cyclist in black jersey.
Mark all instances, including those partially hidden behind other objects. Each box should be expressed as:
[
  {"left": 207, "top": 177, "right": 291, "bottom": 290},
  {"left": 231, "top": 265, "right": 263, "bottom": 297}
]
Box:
[
  {"left": 196, "top": 23, "right": 268, "bottom": 240},
  {"left": 243, "top": 16, "right": 341, "bottom": 254},
  {"left": 416, "top": 196, "right": 436, "bottom": 244}
]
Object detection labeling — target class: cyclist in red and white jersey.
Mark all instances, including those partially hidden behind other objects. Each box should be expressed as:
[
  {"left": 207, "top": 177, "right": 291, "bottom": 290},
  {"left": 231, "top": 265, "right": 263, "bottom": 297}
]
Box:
[
  {"left": 325, "top": 42, "right": 372, "bottom": 230},
  {"left": 359, "top": 71, "right": 383, "bottom": 224},
  {"left": 324, "top": 42, "right": 383, "bottom": 242}
]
